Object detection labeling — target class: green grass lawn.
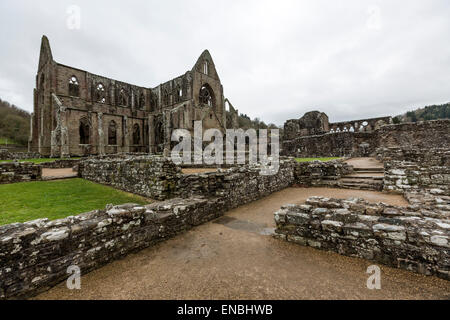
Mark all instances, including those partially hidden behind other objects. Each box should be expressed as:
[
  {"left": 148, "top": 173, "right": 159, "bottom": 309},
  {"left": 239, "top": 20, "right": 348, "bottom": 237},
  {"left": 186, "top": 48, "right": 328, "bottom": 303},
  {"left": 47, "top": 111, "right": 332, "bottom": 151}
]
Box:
[
  {"left": 0, "top": 178, "right": 150, "bottom": 225},
  {"left": 0, "top": 158, "right": 80, "bottom": 164},
  {"left": 295, "top": 157, "right": 341, "bottom": 162}
]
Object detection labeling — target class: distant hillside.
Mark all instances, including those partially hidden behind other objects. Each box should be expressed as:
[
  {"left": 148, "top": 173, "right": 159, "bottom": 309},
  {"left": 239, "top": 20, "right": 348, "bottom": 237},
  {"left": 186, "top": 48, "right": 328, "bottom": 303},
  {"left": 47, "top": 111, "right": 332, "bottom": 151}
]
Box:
[
  {"left": 0, "top": 98, "right": 30, "bottom": 146},
  {"left": 393, "top": 102, "right": 450, "bottom": 124}
]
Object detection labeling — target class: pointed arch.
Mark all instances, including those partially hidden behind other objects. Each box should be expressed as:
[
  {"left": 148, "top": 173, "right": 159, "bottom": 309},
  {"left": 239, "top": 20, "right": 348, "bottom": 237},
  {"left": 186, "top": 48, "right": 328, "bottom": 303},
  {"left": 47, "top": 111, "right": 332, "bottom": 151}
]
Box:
[
  {"left": 79, "top": 117, "right": 90, "bottom": 144},
  {"left": 108, "top": 120, "right": 117, "bottom": 145}
]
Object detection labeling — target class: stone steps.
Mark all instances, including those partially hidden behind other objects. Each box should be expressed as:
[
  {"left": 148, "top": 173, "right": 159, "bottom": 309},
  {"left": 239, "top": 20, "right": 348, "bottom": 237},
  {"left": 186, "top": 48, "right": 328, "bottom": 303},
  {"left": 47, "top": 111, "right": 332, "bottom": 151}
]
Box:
[
  {"left": 338, "top": 179, "right": 384, "bottom": 191},
  {"left": 339, "top": 166, "right": 385, "bottom": 191},
  {"left": 353, "top": 167, "right": 384, "bottom": 173}
]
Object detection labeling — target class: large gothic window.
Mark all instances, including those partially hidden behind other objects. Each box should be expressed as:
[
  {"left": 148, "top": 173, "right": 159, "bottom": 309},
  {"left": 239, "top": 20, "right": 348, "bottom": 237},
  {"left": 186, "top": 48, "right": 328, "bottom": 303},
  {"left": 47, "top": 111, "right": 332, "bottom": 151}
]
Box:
[
  {"left": 79, "top": 118, "right": 90, "bottom": 144},
  {"left": 149, "top": 93, "right": 157, "bottom": 112},
  {"left": 108, "top": 120, "right": 117, "bottom": 145},
  {"left": 162, "top": 89, "right": 170, "bottom": 106},
  {"left": 69, "top": 76, "right": 79, "bottom": 97},
  {"left": 119, "top": 89, "right": 128, "bottom": 106},
  {"left": 133, "top": 124, "right": 140, "bottom": 145},
  {"left": 199, "top": 84, "right": 213, "bottom": 107},
  {"left": 95, "top": 83, "right": 106, "bottom": 103},
  {"left": 139, "top": 93, "right": 145, "bottom": 109}
]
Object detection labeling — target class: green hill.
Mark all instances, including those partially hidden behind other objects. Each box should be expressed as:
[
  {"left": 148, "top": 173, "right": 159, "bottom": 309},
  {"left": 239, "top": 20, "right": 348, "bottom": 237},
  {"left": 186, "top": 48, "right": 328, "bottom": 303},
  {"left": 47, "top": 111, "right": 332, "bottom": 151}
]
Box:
[
  {"left": 393, "top": 102, "right": 450, "bottom": 123},
  {"left": 0, "top": 98, "right": 30, "bottom": 146}
]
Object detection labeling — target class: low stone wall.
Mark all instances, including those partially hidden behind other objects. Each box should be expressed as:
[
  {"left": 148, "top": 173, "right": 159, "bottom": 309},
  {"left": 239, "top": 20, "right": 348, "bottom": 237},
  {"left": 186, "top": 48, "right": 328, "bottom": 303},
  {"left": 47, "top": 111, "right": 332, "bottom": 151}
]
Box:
[
  {"left": 78, "top": 156, "right": 181, "bottom": 200},
  {"left": 384, "top": 161, "right": 450, "bottom": 195},
  {"left": 293, "top": 160, "right": 353, "bottom": 187},
  {"left": 0, "top": 197, "right": 226, "bottom": 299},
  {"left": 274, "top": 196, "right": 450, "bottom": 280},
  {"left": 0, "top": 163, "right": 42, "bottom": 184},
  {"left": 175, "top": 159, "right": 296, "bottom": 207},
  {"left": 0, "top": 150, "right": 41, "bottom": 161},
  {"left": 39, "top": 159, "right": 81, "bottom": 169},
  {"left": 379, "top": 148, "right": 450, "bottom": 197}
]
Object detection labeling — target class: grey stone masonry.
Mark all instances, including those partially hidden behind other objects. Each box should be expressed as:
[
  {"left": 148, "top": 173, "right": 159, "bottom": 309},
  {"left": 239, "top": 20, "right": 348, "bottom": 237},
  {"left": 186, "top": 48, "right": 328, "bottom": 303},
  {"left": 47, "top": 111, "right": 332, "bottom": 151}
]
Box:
[
  {"left": 0, "top": 162, "right": 42, "bottom": 184},
  {"left": 0, "top": 198, "right": 225, "bottom": 299},
  {"left": 274, "top": 196, "right": 450, "bottom": 280},
  {"left": 78, "top": 155, "right": 181, "bottom": 200}
]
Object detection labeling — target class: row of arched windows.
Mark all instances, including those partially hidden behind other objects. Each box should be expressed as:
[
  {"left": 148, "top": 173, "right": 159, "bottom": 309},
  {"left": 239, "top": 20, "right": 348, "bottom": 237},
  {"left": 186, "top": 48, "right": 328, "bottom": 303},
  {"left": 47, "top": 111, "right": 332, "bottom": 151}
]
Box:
[
  {"left": 79, "top": 119, "right": 141, "bottom": 146},
  {"left": 68, "top": 76, "right": 151, "bottom": 110}
]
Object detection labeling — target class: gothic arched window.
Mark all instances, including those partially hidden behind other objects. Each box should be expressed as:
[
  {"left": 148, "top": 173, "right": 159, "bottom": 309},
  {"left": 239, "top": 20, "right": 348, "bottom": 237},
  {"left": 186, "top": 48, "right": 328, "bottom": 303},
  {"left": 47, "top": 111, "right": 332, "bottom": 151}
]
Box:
[
  {"left": 203, "top": 60, "right": 209, "bottom": 75},
  {"left": 139, "top": 93, "right": 145, "bottom": 109},
  {"left": 133, "top": 124, "right": 140, "bottom": 145},
  {"left": 199, "top": 84, "right": 214, "bottom": 107},
  {"left": 108, "top": 120, "right": 117, "bottom": 145},
  {"left": 79, "top": 118, "right": 90, "bottom": 144},
  {"left": 119, "top": 89, "right": 128, "bottom": 106},
  {"left": 95, "top": 83, "right": 106, "bottom": 103},
  {"left": 69, "top": 76, "right": 79, "bottom": 97},
  {"left": 149, "top": 93, "right": 157, "bottom": 112},
  {"left": 162, "top": 89, "right": 170, "bottom": 106}
]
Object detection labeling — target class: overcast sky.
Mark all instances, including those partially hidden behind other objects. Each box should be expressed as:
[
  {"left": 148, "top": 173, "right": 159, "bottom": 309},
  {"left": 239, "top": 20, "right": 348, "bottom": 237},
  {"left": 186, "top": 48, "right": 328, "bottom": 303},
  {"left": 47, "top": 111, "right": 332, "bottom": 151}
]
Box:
[{"left": 0, "top": 0, "right": 449, "bottom": 125}]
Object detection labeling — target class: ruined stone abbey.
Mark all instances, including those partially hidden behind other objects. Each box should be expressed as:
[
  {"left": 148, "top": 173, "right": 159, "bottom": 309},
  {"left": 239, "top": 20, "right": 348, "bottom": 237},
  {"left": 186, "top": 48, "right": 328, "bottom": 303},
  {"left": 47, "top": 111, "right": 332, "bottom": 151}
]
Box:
[{"left": 28, "top": 36, "right": 238, "bottom": 157}]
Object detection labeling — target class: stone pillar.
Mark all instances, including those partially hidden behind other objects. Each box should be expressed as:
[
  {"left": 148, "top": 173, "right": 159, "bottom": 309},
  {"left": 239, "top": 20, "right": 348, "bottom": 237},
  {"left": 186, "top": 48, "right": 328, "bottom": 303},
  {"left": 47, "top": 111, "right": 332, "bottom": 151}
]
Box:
[
  {"left": 148, "top": 114, "right": 155, "bottom": 154},
  {"left": 50, "top": 94, "right": 69, "bottom": 158},
  {"left": 163, "top": 111, "right": 171, "bottom": 157},
  {"left": 97, "top": 112, "right": 105, "bottom": 156},
  {"left": 123, "top": 115, "right": 130, "bottom": 153}
]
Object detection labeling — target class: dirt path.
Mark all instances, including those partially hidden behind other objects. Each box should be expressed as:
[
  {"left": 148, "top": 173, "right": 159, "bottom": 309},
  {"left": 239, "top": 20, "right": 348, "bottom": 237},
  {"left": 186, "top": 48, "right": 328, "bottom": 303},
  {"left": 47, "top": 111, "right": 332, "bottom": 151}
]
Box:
[
  {"left": 345, "top": 157, "right": 384, "bottom": 169},
  {"left": 42, "top": 168, "right": 77, "bottom": 179},
  {"left": 35, "top": 187, "right": 449, "bottom": 300}
]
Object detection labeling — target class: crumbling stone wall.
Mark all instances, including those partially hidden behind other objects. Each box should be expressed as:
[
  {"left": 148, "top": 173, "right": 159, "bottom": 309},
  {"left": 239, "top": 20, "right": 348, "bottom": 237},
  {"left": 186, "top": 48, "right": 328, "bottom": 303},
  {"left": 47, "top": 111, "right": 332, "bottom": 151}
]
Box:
[
  {"left": 38, "top": 159, "right": 81, "bottom": 169},
  {"left": 294, "top": 160, "right": 353, "bottom": 187},
  {"left": 78, "top": 156, "right": 181, "bottom": 200},
  {"left": 282, "top": 115, "right": 449, "bottom": 158},
  {"left": 0, "top": 150, "right": 41, "bottom": 161},
  {"left": 0, "top": 163, "right": 42, "bottom": 184},
  {"left": 0, "top": 198, "right": 227, "bottom": 299},
  {"left": 378, "top": 148, "right": 450, "bottom": 199},
  {"left": 175, "top": 159, "right": 296, "bottom": 205},
  {"left": 274, "top": 196, "right": 450, "bottom": 280}
]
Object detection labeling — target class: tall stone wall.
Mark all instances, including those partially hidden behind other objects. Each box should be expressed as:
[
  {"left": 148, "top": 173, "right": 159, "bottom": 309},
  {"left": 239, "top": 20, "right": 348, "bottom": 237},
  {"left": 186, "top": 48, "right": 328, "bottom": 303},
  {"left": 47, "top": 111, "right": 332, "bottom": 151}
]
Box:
[
  {"left": 282, "top": 119, "right": 450, "bottom": 158},
  {"left": 274, "top": 196, "right": 450, "bottom": 280},
  {"left": 0, "top": 163, "right": 42, "bottom": 184}
]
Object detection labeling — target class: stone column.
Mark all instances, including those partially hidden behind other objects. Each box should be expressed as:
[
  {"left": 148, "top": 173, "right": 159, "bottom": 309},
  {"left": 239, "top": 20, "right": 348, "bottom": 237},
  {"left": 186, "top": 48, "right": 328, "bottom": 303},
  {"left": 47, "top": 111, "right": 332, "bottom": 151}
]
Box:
[
  {"left": 148, "top": 114, "right": 155, "bottom": 154},
  {"left": 123, "top": 115, "right": 130, "bottom": 153},
  {"left": 97, "top": 112, "right": 105, "bottom": 156},
  {"left": 163, "top": 111, "right": 171, "bottom": 157},
  {"left": 50, "top": 94, "right": 69, "bottom": 158}
]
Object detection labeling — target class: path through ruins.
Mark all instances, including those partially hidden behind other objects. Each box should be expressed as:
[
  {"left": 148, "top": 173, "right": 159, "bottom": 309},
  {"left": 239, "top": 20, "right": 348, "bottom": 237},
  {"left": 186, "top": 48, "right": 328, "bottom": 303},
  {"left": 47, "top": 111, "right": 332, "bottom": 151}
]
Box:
[{"left": 35, "top": 187, "right": 449, "bottom": 300}]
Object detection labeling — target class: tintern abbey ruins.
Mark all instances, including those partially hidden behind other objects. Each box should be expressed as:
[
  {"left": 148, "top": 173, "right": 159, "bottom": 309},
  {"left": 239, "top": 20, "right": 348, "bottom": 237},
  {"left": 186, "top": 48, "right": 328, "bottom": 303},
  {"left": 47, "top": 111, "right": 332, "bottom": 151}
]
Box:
[
  {"left": 28, "top": 36, "right": 239, "bottom": 157},
  {"left": 1, "top": 35, "right": 449, "bottom": 300}
]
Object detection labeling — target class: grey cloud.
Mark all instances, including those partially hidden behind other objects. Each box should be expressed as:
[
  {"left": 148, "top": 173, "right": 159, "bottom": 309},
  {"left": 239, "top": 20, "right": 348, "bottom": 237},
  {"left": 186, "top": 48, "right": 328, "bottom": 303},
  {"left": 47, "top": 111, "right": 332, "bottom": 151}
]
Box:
[{"left": 0, "top": 0, "right": 449, "bottom": 126}]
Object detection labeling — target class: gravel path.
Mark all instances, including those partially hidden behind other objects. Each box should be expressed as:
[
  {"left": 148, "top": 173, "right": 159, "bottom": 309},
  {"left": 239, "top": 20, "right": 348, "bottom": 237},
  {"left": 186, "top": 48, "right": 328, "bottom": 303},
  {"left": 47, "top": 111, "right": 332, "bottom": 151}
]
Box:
[{"left": 35, "top": 187, "right": 449, "bottom": 300}]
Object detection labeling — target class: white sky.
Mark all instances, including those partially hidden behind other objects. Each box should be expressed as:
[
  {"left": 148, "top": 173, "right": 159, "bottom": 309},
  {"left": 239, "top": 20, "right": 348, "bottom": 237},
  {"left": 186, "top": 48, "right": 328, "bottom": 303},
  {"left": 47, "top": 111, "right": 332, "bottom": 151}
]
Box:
[{"left": 0, "top": 0, "right": 449, "bottom": 125}]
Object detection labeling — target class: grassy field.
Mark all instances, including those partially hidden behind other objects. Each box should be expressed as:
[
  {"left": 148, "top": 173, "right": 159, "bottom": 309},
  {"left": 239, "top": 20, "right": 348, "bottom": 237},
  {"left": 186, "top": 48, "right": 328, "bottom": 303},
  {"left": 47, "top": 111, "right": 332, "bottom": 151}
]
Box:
[
  {"left": 0, "top": 178, "right": 150, "bottom": 225},
  {"left": 295, "top": 157, "right": 341, "bottom": 162},
  {"left": 0, "top": 158, "right": 80, "bottom": 164}
]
